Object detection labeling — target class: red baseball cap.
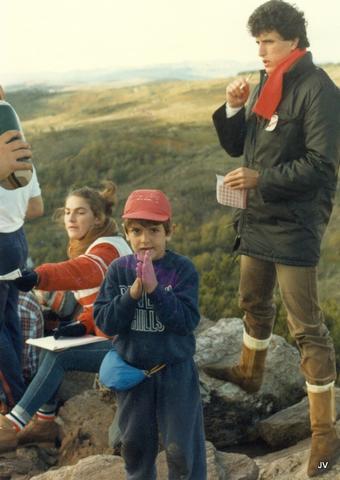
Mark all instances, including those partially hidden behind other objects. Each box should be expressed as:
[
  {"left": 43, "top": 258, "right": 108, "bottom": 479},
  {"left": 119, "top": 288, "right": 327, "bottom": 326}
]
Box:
[{"left": 122, "top": 189, "right": 172, "bottom": 221}]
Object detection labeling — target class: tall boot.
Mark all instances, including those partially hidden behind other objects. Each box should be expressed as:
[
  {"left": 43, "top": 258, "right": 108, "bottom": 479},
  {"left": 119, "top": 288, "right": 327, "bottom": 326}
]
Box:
[
  {"left": 203, "top": 330, "right": 270, "bottom": 393},
  {"left": 307, "top": 382, "right": 340, "bottom": 477}
]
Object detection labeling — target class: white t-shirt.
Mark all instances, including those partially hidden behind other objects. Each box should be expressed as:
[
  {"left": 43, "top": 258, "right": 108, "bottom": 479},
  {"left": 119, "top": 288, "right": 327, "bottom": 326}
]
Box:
[{"left": 0, "top": 167, "right": 42, "bottom": 233}]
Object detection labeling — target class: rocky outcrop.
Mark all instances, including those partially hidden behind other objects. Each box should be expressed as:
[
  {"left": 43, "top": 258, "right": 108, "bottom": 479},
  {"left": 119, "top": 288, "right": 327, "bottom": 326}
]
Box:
[
  {"left": 0, "top": 389, "right": 117, "bottom": 479},
  {"left": 257, "top": 389, "right": 340, "bottom": 449},
  {"left": 0, "top": 446, "right": 58, "bottom": 479},
  {"left": 58, "top": 371, "right": 97, "bottom": 402},
  {"left": 255, "top": 421, "right": 340, "bottom": 479},
  {"left": 57, "top": 389, "right": 117, "bottom": 466},
  {"left": 196, "top": 318, "right": 305, "bottom": 448},
  {"left": 30, "top": 442, "right": 259, "bottom": 480},
  {"left": 257, "top": 396, "right": 311, "bottom": 449},
  {"left": 4, "top": 315, "right": 340, "bottom": 479},
  {"left": 30, "top": 455, "right": 124, "bottom": 480}
]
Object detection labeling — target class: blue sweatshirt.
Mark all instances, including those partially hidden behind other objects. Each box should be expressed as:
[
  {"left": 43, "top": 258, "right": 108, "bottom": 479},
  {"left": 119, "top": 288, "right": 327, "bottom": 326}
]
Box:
[{"left": 94, "top": 250, "right": 200, "bottom": 370}]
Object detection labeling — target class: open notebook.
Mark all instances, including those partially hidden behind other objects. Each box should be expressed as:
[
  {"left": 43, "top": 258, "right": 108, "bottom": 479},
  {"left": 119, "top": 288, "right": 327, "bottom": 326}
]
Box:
[
  {"left": 26, "top": 335, "right": 108, "bottom": 352},
  {"left": 216, "top": 174, "right": 247, "bottom": 209}
]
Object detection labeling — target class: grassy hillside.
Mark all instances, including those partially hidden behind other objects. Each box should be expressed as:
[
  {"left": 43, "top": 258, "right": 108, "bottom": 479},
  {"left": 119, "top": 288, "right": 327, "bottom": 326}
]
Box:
[
  {"left": 7, "top": 76, "right": 244, "bottom": 317},
  {"left": 6, "top": 64, "right": 340, "bottom": 361}
]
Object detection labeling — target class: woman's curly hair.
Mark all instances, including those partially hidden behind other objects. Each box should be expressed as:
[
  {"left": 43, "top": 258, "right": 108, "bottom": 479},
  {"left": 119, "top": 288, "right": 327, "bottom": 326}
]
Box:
[{"left": 247, "top": 0, "right": 309, "bottom": 48}]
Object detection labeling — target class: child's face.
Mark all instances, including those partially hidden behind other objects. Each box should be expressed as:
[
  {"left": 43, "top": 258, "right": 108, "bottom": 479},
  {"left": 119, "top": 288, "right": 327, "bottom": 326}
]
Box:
[{"left": 125, "top": 221, "right": 170, "bottom": 261}]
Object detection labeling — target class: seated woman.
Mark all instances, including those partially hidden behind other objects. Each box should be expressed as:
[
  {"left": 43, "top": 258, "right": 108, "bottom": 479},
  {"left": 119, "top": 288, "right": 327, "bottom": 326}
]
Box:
[{"left": 0, "top": 181, "right": 131, "bottom": 452}]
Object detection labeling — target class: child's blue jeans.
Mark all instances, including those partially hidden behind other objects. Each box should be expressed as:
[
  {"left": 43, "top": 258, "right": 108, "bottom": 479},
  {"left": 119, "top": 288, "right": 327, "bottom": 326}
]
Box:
[{"left": 117, "top": 358, "right": 207, "bottom": 480}]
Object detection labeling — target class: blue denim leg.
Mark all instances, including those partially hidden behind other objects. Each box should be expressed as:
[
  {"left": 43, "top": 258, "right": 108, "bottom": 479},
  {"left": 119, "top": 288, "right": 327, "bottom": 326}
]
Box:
[
  {"left": 0, "top": 282, "right": 26, "bottom": 404},
  {"left": 117, "top": 380, "right": 159, "bottom": 480},
  {"left": 0, "top": 227, "right": 28, "bottom": 405},
  {"left": 0, "top": 282, "right": 9, "bottom": 331},
  {"left": 15, "top": 340, "right": 112, "bottom": 418},
  {"left": 157, "top": 360, "right": 207, "bottom": 480},
  {"left": 0, "top": 227, "right": 28, "bottom": 275}
]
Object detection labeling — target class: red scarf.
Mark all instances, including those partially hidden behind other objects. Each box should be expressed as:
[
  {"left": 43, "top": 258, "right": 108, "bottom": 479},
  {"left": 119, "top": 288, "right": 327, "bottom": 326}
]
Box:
[{"left": 252, "top": 48, "right": 307, "bottom": 120}]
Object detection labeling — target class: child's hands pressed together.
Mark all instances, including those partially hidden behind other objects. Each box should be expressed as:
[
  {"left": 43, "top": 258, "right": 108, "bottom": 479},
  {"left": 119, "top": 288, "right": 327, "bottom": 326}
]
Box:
[
  {"left": 130, "top": 250, "right": 158, "bottom": 299},
  {"left": 130, "top": 276, "right": 143, "bottom": 299},
  {"left": 129, "top": 250, "right": 158, "bottom": 299},
  {"left": 141, "top": 250, "right": 158, "bottom": 293},
  {"left": 130, "top": 252, "right": 144, "bottom": 299}
]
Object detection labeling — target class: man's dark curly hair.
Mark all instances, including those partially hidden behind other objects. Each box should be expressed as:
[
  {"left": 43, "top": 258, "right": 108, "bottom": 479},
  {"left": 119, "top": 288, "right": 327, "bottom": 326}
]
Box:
[{"left": 247, "top": 0, "right": 309, "bottom": 48}]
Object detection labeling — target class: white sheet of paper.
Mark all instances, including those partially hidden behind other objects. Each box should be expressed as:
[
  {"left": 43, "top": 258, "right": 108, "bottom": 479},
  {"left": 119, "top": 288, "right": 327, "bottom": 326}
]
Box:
[
  {"left": 26, "top": 335, "right": 108, "bottom": 352},
  {"left": 0, "top": 268, "right": 22, "bottom": 280},
  {"left": 216, "top": 174, "right": 247, "bottom": 209}
]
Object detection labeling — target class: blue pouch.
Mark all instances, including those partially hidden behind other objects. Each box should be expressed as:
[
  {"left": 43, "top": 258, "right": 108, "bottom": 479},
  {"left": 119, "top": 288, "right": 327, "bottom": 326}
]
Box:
[{"left": 99, "top": 348, "right": 165, "bottom": 391}]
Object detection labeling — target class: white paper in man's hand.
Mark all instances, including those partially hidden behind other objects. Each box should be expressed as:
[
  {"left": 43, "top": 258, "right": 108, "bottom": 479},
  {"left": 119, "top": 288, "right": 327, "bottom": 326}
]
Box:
[{"left": 216, "top": 174, "right": 247, "bottom": 209}]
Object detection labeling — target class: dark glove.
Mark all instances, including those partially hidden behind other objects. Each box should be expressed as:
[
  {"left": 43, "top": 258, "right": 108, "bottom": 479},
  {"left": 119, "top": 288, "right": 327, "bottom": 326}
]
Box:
[
  {"left": 53, "top": 321, "right": 86, "bottom": 339},
  {"left": 14, "top": 270, "right": 38, "bottom": 292}
]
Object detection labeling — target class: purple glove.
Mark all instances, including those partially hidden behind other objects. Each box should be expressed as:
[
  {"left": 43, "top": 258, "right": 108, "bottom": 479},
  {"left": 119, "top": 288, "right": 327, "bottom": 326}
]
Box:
[{"left": 141, "top": 250, "right": 158, "bottom": 293}]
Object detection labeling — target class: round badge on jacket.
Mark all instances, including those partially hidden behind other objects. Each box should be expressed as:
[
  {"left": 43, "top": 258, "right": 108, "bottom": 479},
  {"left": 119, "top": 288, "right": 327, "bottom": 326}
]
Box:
[{"left": 265, "top": 113, "right": 279, "bottom": 132}]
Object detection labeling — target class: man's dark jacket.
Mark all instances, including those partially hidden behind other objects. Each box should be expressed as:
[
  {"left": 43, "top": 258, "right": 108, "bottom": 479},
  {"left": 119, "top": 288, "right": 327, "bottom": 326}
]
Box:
[{"left": 213, "top": 53, "right": 340, "bottom": 266}]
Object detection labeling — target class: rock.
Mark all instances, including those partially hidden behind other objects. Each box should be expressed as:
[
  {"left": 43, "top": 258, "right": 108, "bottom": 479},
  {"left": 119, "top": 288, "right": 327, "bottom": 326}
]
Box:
[
  {"left": 215, "top": 450, "right": 259, "bottom": 480},
  {"left": 195, "top": 317, "right": 244, "bottom": 368},
  {"left": 196, "top": 316, "right": 216, "bottom": 335},
  {"left": 58, "top": 372, "right": 96, "bottom": 402},
  {"left": 56, "top": 389, "right": 117, "bottom": 467},
  {"left": 257, "top": 388, "right": 340, "bottom": 449},
  {"left": 30, "top": 442, "right": 259, "bottom": 480},
  {"left": 255, "top": 421, "right": 340, "bottom": 479},
  {"left": 0, "top": 389, "right": 117, "bottom": 480},
  {"left": 0, "top": 445, "right": 58, "bottom": 479},
  {"left": 257, "top": 395, "right": 310, "bottom": 449},
  {"left": 30, "top": 454, "right": 125, "bottom": 480},
  {"left": 157, "top": 441, "right": 259, "bottom": 479},
  {"left": 196, "top": 318, "right": 305, "bottom": 448}
]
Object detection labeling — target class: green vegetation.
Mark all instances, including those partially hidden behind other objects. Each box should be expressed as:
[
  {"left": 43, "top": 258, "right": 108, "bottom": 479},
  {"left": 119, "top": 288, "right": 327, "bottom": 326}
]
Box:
[{"left": 7, "top": 67, "right": 340, "bottom": 369}]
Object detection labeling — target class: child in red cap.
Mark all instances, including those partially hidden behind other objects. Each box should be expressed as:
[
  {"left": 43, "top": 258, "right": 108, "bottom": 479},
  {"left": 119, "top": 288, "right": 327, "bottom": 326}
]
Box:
[{"left": 94, "top": 189, "right": 207, "bottom": 480}]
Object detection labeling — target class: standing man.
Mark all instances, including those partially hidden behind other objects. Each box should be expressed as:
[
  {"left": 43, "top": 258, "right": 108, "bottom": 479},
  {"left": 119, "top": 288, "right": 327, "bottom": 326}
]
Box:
[
  {"left": 0, "top": 84, "right": 43, "bottom": 413},
  {"left": 205, "top": 1, "right": 340, "bottom": 477},
  {"left": 0, "top": 167, "right": 43, "bottom": 410}
]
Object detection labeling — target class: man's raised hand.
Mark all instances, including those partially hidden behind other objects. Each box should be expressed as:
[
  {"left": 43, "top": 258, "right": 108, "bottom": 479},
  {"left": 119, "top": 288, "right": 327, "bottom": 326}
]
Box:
[{"left": 226, "top": 78, "right": 250, "bottom": 108}]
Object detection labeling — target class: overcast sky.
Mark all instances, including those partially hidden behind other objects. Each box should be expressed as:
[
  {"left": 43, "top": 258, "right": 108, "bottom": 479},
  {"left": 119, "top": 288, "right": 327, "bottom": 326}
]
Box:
[{"left": 2, "top": 0, "right": 340, "bottom": 84}]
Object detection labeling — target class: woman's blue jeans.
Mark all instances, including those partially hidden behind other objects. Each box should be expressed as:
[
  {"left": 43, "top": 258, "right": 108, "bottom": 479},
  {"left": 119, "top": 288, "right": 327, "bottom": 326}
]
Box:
[
  {"left": 0, "top": 227, "right": 28, "bottom": 405},
  {"left": 14, "top": 339, "right": 112, "bottom": 423}
]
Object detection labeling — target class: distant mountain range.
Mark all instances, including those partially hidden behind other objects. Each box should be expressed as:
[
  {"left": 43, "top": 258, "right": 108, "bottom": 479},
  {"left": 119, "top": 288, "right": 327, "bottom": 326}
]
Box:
[{"left": 5, "top": 59, "right": 260, "bottom": 91}]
